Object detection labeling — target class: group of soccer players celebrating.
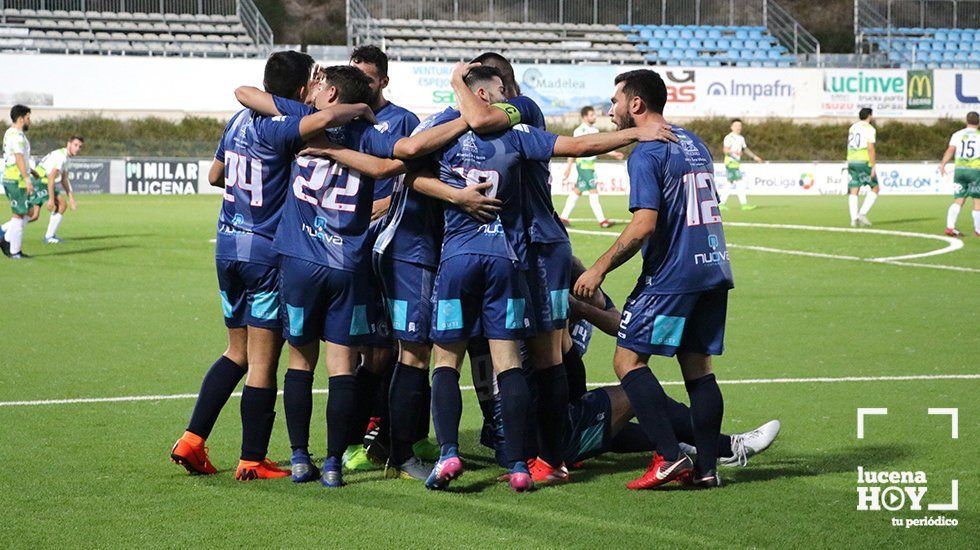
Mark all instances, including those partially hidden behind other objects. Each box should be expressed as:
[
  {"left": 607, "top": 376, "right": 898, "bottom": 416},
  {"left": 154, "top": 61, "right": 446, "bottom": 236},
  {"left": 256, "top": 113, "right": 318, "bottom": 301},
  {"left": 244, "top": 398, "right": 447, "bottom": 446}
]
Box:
[{"left": 170, "top": 46, "right": 783, "bottom": 492}]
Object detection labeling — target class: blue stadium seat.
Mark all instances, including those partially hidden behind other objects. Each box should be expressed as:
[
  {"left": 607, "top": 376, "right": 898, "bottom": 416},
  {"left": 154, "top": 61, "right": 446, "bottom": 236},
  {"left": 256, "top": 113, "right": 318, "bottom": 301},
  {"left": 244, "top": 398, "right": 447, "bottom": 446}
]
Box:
[
  {"left": 703, "top": 38, "right": 717, "bottom": 49},
  {"left": 666, "top": 28, "right": 680, "bottom": 39},
  {"left": 639, "top": 28, "right": 653, "bottom": 38},
  {"left": 684, "top": 48, "right": 697, "bottom": 59},
  {"left": 689, "top": 39, "right": 702, "bottom": 49},
  {"left": 646, "top": 39, "right": 660, "bottom": 49},
  {"left": 735, "top": 29, "right": 748, "bottom": 40},
  {"left": 662, "top": 39, "right": 675, "bottom": 49},
  {"left": 680, "top": 28, "right": 694, "bottom": 39},
  {"left": 730, "top": 39, "right": 744, "bottom": 49},
  {"left": 717, "top": 38, "right": 730, "bottom": 49},
  {"left": 935, "top": 30, "right": 947, "bottom": 41},
  {"left": 653, "top": 29, "right": 667, "bottom": 39},
  {"left": 708, "top": 28, "right": 721, "bottom": 39},
  {"left": 749, "top": 29, "right": 763, "bottom": 39},
  {"left": 675, "top": 38, "right": 689, "bottom": 49}
]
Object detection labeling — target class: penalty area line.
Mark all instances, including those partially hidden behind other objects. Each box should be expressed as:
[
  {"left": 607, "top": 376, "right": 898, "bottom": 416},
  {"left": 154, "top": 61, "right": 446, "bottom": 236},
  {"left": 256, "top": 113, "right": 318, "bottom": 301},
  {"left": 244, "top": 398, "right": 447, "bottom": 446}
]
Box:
[{"left": 1, "top": 374, "right": 977, "bottom": 408}]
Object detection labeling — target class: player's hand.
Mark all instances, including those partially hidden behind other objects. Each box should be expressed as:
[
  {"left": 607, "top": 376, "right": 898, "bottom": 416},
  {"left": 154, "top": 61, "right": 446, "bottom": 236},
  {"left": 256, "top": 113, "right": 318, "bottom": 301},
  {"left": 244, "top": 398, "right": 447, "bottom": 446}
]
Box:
[
  {"left": 25, "top": 181, "right": 34, "bottom": 195},
  {"left": 940, "top": 164, "right": 947, "bottom": 177},
  {"left": 573, "top": 268, "right": 605, "bottom": 300},
  {"left": 451, "top": 62, "right": 480, "bottom": 85},
  {"left": 634, "top": 123, "right": 677, "bottom": 143},
  {"left": 870, "top": 166, "right": 877, "bottom": 180},
  {"left": 299, "top": 141, "right": 343, "bottom": 158},
  {"left": 454, "top": 182, "right": 502, "bottom": 223},
  {"left": 46, "top": 198, "right": 54, "bottom": 211},
  {"left": 357, "top": 104, "right": 377, "bottom": 125},
  {"left": 755, "top": 155, "right": 763, "bottom": 162},
  {"left": 610, "top": 151, "right": 625, "bottom": 160},
  {"left": 69, "top": 194, "right": 77, "bottom": 210}
]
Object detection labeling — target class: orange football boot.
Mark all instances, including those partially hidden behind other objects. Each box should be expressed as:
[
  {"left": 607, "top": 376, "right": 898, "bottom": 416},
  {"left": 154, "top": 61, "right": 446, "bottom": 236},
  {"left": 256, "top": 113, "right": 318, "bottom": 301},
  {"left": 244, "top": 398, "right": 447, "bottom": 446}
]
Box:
[
  {"left": 170, "top": 431, "right": 217, "bottom": 475},
  {"left": 530, "top": 457, "right": 570, "bottom": 486},
  {"left": 235, "top": 458, "right": 291, "bottom": 481}
]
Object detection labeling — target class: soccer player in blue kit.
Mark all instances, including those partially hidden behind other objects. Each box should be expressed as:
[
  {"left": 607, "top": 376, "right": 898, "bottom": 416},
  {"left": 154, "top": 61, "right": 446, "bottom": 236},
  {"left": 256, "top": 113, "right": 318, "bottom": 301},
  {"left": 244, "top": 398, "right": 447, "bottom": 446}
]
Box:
[
  {"left": 421, "top": 66, "right": 678, "bottom": 492},
  {"left": 575, "top": 70, "right": 734, "bottom": 490},
  {"left": 170, "top": 51, "right": 377, "bottom": 481}
]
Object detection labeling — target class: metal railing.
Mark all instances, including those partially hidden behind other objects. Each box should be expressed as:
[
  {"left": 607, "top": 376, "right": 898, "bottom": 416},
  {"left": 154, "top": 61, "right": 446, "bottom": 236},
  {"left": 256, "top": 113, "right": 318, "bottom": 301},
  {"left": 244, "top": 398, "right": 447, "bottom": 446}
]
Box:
[
  {"left": 861, "top": 0, "right": 980, "bottom": 29},
  {"left": 237, "top": 0, "right": 272, "bottom": 50},
  {"left": 764, "top": 0, "right": 820, "bottom": 60}
]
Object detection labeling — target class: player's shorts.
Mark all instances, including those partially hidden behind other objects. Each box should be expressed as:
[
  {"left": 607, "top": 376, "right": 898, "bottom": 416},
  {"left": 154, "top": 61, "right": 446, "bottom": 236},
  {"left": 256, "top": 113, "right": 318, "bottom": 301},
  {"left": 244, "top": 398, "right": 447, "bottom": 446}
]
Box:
[
  {"left": 725, "top": 165, "right": 743, "bottom": 183},
  {"left": 953, "top": 168, "right": 980, "bottom": 199},
  {"left": 430, "top": 253, "right": 536, "bottom": 343},
  {"left": 215, "top": 258, "right": 282, "bottom": 331},
  {"left": 365, "top": 231, "right": 393, "bottom": 349},
  {"left": 527, "top": 241, "right": 572, "bottom": 333},
  {"left": 575, "top": 168, "right": 597, "bottom": 193},
  {"left": 28, "top": 178, "right": 49, "bottom": 207},
  {"left": 847, "top": 161, "right": 877, "bottom": 188},
  {"left": 377, "top": 253, "right": 436, "bottom": 344},
  {"left": 617, "top": 288, "right": 729, "bottom": 357},
  {"left": 562, "top": 388, "right": 614, "bottom": 464},
  {"left": 2, "top": 179, "right": 30, "bottom": 215},
  {"left": 279, "top": 255, "right": 377, "bottom": 347}
]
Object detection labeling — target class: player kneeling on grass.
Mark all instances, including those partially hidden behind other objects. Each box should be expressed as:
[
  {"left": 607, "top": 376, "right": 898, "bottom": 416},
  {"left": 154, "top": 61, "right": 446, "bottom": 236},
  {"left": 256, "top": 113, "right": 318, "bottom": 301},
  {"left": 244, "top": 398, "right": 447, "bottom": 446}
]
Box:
[
  {"left": 940, "top": 111, "right": 980, "bottom": 237},
  {"left": 846, "top": 108, "right": 879, "bottom": 228},
  {"left": 576, "top": 69, "right": 734, "bottom": 490}
]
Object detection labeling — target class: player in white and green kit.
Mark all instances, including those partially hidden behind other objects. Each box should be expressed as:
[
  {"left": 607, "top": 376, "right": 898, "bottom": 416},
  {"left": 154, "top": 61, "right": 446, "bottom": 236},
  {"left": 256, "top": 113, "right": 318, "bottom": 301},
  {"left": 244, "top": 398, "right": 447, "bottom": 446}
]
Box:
[
  {"left": 30, "top": 136, "right": 84, "bottom": 243},
  {"left": 560, "top": 106, "right": 622, "bottom": 228},
  {"left": 1, "top": 104, "right": 35, "bottom": 259},
  {"left": 719, "top": 119, "right": 763, "bottom": 211},
  {"left": 940, "top": 111, "right": 980, "bottom": 237},
  {"left": 846, "top": 108, "right": 879, "bottom": 227}
]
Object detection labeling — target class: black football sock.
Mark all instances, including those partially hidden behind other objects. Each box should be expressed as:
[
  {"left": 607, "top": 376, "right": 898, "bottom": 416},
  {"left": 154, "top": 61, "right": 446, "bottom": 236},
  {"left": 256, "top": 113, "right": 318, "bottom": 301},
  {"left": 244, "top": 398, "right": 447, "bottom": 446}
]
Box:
[
  {"left": 430, "top": 366, "right": 462, "bottom": 455},
  {"left": 186, "top": 355, "right": 245, "bottom": 439},
  {"left": 621, "top": 367, "right": 680, "bottom": 461},
  {"left": 326, "top": 375, "right": 358, "bottom": 460},
  {"left": 349, "top": 365, "right": 382, "bottom": 446},
  {"left": 415, "top": 376, "right": 432, "bottom": 441},
  {"left": 685, "top": 373, "right": 725, "bottom": 473},
  {"left": 497, "top": 368, "right": 532, "bottom": 468},
  {"left": 283, "top": 369, "right": 314, "bottom": 452},
  {"left": 664, "top": 395, "right": 696, "bottom": 444},
  {"left": 563, "top": 346, "right": 588, "bottom": 403},
  {"left": 533, "top": 363, "right": 569, "bottom": 466},
  {"left": 371, "top": 360, "right": 395, "bottom": 451},
  {"left": 718, "top": 434, "right": 734, "bottom": 459},
  {"left": 388, "top": 363, "right": 427, "bottom": 466},
  {"left": 240, "top": 385, "right": 277, "bottom": 462},
  {"left": 610, "top": 422, "right": 655, "bottom": 454}
]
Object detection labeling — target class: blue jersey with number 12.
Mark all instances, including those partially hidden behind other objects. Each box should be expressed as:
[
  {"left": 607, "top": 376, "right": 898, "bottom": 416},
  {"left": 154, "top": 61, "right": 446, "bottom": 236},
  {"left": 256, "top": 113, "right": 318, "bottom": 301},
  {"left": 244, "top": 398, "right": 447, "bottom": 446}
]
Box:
[
  {"left": 628, "top": 127, "right": 734, "bottom": 295},
  {"left": 214, "top": 109, "right": 305, "bottom": 266}
]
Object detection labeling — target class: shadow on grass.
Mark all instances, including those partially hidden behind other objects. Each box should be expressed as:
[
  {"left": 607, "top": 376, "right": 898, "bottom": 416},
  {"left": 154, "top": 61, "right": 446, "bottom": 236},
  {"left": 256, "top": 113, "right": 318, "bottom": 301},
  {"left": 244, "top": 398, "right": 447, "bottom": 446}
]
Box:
[
  {"left": 873, "top": 217, "right": 936, "bottom": 226},
  {"left": 66, "top": 233, "right": 156, "bottom": 242},
  {"left": 41, "top": 245, "right": 137, "bottom": 257}
]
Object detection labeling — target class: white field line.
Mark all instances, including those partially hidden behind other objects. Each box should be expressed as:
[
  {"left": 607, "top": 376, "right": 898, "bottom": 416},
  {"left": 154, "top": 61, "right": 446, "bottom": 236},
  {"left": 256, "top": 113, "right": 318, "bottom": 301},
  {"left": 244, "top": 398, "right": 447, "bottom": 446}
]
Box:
[
  {"left": 566, "top": 220, "right": 979, "bottom": 273},
  {"left": 1, "top": 374, "right": 978, "bottom": 408}
]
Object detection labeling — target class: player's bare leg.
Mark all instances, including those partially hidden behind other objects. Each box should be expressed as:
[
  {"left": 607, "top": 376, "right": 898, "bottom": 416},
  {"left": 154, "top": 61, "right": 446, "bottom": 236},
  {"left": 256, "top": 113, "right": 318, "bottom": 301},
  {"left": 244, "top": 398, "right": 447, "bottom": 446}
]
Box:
[
  {"left": 425, "top": 341, "right": 466, "bottom": 490},
  {"left": 235, "top": 327, "right": 289, "bottom": 481},
  {"left": 946, "top": 197, "right": 966, "bottom": 236},
  {"left": 488, "top": 339, "right": 535, "bottom": 492},
  {"left": 171, "top": 327, "right": 247, "bottom": 475},
  {"left": 319, "top": 341, "right": 361, "bottom": 487},
  {"left": 284, "top": 340, "right": 320, "bottom": 482},
  {"left": 525, "top": 329, "right": 570, "bottom": 484},
  {"left": 972, "top": 197, "right": 980, "bottom": 236}
]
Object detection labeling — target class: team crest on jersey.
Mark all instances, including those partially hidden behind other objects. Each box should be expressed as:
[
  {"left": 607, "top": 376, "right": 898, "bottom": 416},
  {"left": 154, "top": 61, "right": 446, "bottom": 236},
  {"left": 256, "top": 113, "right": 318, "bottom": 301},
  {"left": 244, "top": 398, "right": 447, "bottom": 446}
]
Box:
[
  {"left": 459, "top": 132, "right": 484, "bottom": 161},
  {"left": 374, "top": 121, "right": 390, "bottom": 133}
]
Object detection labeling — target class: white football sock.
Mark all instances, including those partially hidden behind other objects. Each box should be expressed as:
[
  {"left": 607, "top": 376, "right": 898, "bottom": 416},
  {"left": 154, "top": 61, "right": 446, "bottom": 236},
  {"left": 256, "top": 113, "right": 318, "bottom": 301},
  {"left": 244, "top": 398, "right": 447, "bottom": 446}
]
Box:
[
  {"left": 947, "top": 203, "right": 961, "bottom": 230},
  {"left": 859, "top": 191, "right": 878, "bottom": 215},
  {"left": 560, "top": 192, "right": 579, "bottom": 220},
  {"left": 45, "top": 213, "right": 63, "bottom": 239},
  {"left": 1, "top": 219, "right": 11, "bottom": 234},
  {"left": 973, "top": 209, "right": 980, "bottom": 234},
  {"left": 848, "top": 194, "right": 859, "bottom": 221},
  {"left": 737, "top": 187, "right": 748, "bottom": 206},
  {"left": 718, "top": 185, "right": 730, "bottom": 204},
  {"left": 8, "top": 217, "right": 24, "bottom": 254},
  {"left": 589, "top": 192, "right": 606, "bottom": 222}
]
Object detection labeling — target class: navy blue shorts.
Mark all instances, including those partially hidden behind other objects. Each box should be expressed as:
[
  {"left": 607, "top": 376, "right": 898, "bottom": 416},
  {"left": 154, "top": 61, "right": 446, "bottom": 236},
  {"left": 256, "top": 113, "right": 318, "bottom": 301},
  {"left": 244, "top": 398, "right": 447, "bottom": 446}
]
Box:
[
  {"left": 365, "top": 250, "right": 393, "bottom": 349},
  {"left": 279, "top": 255, "right": 378, "bottom": 347},
  {"left": 378, "top": 253, "right": 436, "bottom": 344},
  {"left": 527, "top": 241, "right": 572, "bottom": 333},
  {"left": 617, "top": 288, "right": 728, "bottom": 357},
  {"left": 562, "top": 389, "right": 614, "bottom": 464},
  {"left": 215, "top": 259, "right": 281, "bottom": 330},
  {"left": 431, "top": 254, "right": 535, "bottom": 343}
]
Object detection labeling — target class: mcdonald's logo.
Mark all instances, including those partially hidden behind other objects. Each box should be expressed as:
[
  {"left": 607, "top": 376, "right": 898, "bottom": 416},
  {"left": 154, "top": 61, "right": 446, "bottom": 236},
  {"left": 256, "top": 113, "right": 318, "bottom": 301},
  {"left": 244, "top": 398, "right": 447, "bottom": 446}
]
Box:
[{"left": 907, "top": 70, "right": 934, "bottom": 110}]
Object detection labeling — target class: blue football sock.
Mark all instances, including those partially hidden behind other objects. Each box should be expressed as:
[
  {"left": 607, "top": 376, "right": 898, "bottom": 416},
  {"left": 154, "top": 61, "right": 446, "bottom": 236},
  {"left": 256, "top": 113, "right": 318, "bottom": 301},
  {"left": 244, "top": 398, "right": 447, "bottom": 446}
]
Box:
[
  {"left": 326, "top": 375, "right": 358, "bottom": 460},
  {"left": 431, "top": 366, "right": 461, "bottom": 456},
  {"left": 240, "top": 385, "right": 277, "bottom": 462},
  {"left": 283, "top": 368, "right": 314, "bottom": 452},
  {"left": 350, "top": 366, "right": 382, "bottom": 446},
  {"left": 685, "top": 373, "right": 724, "bottom": 472},
  {"left": 497, "top": 368, "right": 532, "bottom": 468},
  {"left": 563, "top": 347, "right": 588, "bottom": 403},
  {"left": 388, "top": 362, "right": 427, "bottom": 466},
  {"left": 533, "top": 363, "right": 568, "bottom": 466},
  {"left": 621, "top": 367, "right": 680, "bottom": 461},
  {"left": 186, "top": 355, "right": 245, "bottom": 439}
]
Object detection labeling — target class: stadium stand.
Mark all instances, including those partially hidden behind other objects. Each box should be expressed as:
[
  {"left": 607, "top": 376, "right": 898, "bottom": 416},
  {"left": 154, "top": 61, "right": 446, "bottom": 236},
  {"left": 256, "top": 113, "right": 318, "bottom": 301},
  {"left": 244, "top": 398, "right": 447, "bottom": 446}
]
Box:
[
  {"left": 0, "top": 0, "right": 272, "bottom": 57},
  {"left": 349, "top": 0, "right": 820, "bottom": 66},
  {"left": 856, "top": 0, "right": 980, "bottom": 68}
]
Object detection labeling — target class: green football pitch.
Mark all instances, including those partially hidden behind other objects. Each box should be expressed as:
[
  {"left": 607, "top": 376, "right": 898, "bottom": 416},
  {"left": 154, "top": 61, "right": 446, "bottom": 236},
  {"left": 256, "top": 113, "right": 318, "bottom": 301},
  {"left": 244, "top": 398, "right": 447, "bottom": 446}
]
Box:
[{"left": 0, "top": 194, "right": 976, "bottom": 548}]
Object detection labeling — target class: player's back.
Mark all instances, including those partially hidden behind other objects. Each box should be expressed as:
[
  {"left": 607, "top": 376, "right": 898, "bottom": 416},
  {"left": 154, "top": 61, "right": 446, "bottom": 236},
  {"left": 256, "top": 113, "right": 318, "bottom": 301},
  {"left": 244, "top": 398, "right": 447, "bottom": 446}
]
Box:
[
  {"left": 436, "top": 123, "right": 555, "bottom": 267},
  {"left": 951, "top": 127, "right": 980, "bottom": 168},
  {"left": 628, "top": 127, "right": 733, "bottom": 294},
  {"left": 273, "top": 120, "right": 386, "bottom": 273},
  {"left": 847, "top": 121, "right": 875, "bottom": 162},
  {"left": 371, "top": 102, "right": 420, "bottom": 201},
  {"left": 215, "top": 108, "right": 304, "bottom": 266},
  {"left": 510, "top": 96, "right": 567, "bottom": 244},
  {"left": 3, "top": 127, "right": 30, "bottom": 180}
]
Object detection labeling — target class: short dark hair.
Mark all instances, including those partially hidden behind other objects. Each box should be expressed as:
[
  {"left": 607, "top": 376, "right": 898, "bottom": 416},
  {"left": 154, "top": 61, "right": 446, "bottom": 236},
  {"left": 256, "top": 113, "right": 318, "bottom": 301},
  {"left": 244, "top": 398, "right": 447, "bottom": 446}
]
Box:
[
  {"left": 859, "top": 107, "right": 873, "bottom": 120},
  {"left": 471, "top": 52, "right": 518, "bottom": 93},
  {"left": 614, "top": 70, "right": 667, "bottom": 114},
  {"left": 321, "top": 65, "right": 373, "bottom": 104},
  {"left": 731, "top": 118, "right": 743, "bottom": 124},
  {"left": 69, "top": 135, "right": 84, "bottom": 143},
  {"left": 10, "top": 104, "right": 30, "bottom": 122},
  {"left": 464, "top": 65, "right": 503, "bottom": 91},
  {"left": 350, "top": 45, "right": 388, "bottom": 78},
  {"left": 967, "top": 111, "right": 979, "bottom": 126},
  {"left": 263, "top": 50, "right": 315, "bottom": 100},
  {"left": 580, "top": 106, "right": 595, "bottom": 117}
]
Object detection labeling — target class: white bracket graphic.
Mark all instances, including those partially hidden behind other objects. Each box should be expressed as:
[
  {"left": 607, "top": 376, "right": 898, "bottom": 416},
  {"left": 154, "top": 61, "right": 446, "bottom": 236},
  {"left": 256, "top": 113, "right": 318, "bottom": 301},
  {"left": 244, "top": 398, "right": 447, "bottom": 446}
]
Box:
[
  {"left": 928, "top": 408, "right": 959, "bottom": 439},
  {"left": 928, "top": 480, "right": 959, "bottom": 511},
  {"left": 857, "top": 408, "right": 888, "bottom": 439}
]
